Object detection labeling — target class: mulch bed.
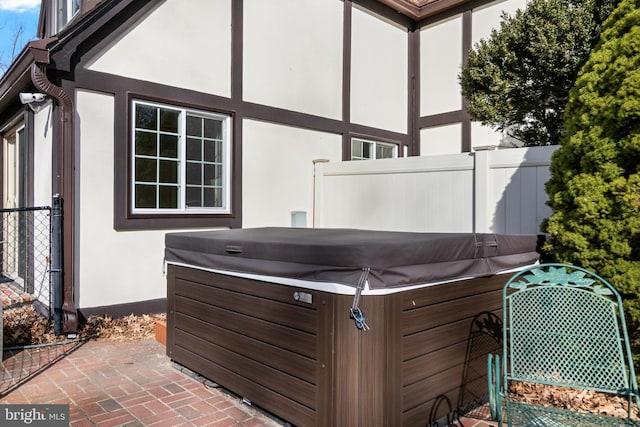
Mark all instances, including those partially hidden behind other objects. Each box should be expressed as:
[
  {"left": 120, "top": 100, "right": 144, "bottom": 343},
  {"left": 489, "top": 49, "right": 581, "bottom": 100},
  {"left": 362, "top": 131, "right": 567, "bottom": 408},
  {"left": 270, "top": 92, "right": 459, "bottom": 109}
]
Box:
[{"left": 3, "top": 304, "right": 165, "bottom": 347}]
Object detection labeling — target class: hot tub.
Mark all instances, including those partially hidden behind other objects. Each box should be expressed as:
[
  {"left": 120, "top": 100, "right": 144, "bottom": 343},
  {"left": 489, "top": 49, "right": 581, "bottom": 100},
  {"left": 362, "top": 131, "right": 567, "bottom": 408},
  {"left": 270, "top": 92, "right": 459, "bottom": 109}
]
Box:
[{"left": 164, "top": 227, "right": 540, "bottom": 427}]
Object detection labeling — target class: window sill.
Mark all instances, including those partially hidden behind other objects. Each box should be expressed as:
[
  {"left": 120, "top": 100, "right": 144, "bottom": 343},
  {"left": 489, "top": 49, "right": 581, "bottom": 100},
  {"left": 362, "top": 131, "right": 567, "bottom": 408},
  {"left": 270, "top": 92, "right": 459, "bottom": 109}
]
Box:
[{"left": 114, "top": 213, "right": 241, "bottom": 231}]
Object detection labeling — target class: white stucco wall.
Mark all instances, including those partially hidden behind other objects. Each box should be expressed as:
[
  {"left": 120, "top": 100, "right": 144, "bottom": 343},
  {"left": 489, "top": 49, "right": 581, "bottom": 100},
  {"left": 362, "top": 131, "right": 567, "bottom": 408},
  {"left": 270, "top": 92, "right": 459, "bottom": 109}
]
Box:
[
  {"left": 31, "top": 103, "right": 54, "bottom": 304},
  {"left": 419, "top": 0, "right": 529, "bottom": 151},
  {"left": 33, "top": 102, "right": 53, "bottom": 206},
  {"left": 420, "top": 123, "right": 462, "bottom": 155},
  {"left": 76, "top": 90, "right": 180, "bottom": 309},
  {"left": 420, "top": 14, "right": 462, "bottom": 117},
  {"left": 86, "top": 0, "right": 232, "bottom": 98},
  {"left": 242, "top": 120, "right": 342, "bottom": 228},
  {"left": 243, "top": 0, "right": 343, "bottom": 120},
  {"left": 472, "top": 0, "right": 527, "bottom": 42},
  {"left": 350, "top": 5, "right": 408, "bottom": 133}
]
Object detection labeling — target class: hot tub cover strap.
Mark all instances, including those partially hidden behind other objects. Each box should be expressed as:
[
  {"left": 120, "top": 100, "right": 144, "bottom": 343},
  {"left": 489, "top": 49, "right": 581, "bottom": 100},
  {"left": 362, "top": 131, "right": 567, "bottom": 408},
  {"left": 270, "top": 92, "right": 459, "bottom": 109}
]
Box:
[{"left": 350, "top": 268, "right": 371, "bottom": 330}]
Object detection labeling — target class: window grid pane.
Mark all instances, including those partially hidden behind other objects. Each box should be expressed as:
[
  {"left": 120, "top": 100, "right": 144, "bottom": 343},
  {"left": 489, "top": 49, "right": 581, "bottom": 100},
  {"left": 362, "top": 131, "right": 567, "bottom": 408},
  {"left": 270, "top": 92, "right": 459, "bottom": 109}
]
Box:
[
  {"left": 376, "top": 144, "right": 395, "bottom": 159},
  {"left": 351, "top": 138, "right": 397, "bottom": 161},
  {"left": 133, "top": 104, "right": 181, "bottom": 209},
  {"left": 184, "top": 114, "right": 225, "bottom": 208},
  {"left": 132, "top": 101, "right": 229, "bottom": 213}
]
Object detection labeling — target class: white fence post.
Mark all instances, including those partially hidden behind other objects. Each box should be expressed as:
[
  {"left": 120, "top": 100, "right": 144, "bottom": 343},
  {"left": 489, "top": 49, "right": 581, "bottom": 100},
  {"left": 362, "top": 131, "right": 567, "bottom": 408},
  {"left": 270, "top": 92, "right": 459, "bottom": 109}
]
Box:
[
  {"left": 313, "top": 159, "right": 329, "bottom": 228},
  {"left": 473, "top": 149, "right": 491, "bottom": 233}
]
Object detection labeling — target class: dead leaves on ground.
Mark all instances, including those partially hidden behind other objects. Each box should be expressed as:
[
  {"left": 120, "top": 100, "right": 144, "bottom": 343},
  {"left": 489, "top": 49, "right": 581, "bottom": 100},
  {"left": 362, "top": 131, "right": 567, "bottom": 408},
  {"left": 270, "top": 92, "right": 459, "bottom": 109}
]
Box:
[
  {"left": 510, "top": 381, "right": 639, "bottom": 419},
  {"left": 3, "top": 305, "right": 165, "bottom": 347},
  {"left": 81, "top": 312, "right": 165, "bottom": 342}
]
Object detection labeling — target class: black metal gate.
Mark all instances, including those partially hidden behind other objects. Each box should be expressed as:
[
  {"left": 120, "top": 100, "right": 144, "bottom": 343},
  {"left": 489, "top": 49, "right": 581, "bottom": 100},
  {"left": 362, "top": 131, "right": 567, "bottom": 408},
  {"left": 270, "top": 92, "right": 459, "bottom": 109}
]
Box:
[{"left": 0, "top": 203, "right": 53, "bottom": 318}]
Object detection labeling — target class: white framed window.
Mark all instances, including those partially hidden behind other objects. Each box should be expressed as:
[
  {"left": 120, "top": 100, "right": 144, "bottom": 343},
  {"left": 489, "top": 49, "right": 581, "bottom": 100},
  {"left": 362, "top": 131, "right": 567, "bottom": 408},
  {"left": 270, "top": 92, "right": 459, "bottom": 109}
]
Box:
[
  {"left": 351, "top": 137, "right": 398, "bottom": 160},
  {"left": 55, "top": 0, "right": 80, "bottom": 32},
  {"left": 131, "top": 100, "right": 232, "bottom": 214}
]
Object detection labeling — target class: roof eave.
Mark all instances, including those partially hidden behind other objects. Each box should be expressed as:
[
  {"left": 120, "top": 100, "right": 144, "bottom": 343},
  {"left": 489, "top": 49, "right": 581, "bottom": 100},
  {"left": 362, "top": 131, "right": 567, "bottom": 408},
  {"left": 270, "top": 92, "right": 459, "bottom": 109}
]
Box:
[
  {"left": 378, "top": 0, "right": 421, "bottom": 19},
  {"left": 0, "top": 37, "right": 58, "bottom": 113},
  {"left": 379, "top": 0, "right": 471, "bottom": 19},
  {"left": 418, "top": 0, "right": 470, "bottom": 18}
]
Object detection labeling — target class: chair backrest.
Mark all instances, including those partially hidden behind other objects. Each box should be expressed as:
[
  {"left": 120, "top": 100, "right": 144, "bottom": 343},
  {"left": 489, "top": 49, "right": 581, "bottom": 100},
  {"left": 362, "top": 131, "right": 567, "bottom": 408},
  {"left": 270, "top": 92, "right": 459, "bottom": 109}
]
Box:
[{"left": 503, "top": 263, "right": 638, "bottom": 399}]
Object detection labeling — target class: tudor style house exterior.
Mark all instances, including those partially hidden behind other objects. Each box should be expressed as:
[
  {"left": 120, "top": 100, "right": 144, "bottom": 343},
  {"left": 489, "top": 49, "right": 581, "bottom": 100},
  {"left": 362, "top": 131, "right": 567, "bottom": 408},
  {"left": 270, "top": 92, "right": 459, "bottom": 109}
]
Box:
[{"left": 0, "top": 0, "right": 526, "bottom": 328}]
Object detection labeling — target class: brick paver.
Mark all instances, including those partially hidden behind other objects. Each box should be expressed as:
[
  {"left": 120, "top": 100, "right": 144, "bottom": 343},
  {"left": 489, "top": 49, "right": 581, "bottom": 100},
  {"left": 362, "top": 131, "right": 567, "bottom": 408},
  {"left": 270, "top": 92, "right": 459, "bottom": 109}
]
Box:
[
  {"left": 0, "top": 322, "right": 498, "bottom": 427},
  {"left": 0, "top": 281, "right": 33, "bottom": 308},
  {"left": 0, "top": 339, "right": 284, "bottom": 426}
]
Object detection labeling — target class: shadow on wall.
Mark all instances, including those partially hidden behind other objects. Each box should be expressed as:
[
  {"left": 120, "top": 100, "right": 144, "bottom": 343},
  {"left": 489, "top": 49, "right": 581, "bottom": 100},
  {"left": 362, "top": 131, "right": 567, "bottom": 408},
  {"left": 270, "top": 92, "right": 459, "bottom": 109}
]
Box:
[{"left": 486, "top": 145, "right": 557, "bottom": 235}]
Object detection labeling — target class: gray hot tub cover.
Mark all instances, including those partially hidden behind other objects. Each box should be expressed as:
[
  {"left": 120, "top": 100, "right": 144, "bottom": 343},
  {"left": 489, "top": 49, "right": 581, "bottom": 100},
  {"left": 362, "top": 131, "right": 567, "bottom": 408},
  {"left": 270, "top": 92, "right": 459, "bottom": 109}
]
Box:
[{"left": 164, "top": 227, "right": 541, "bottom": 290}]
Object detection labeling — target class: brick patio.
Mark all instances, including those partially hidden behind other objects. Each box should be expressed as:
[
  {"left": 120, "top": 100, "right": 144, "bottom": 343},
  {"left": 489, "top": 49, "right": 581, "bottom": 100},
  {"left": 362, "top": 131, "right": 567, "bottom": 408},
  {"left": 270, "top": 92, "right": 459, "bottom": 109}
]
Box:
[
  {"left": 0, "top": 338, "right": 285, "bottom": 426},
  {"left": 0, "top": 336, "right": 499, "bottom": 426}
]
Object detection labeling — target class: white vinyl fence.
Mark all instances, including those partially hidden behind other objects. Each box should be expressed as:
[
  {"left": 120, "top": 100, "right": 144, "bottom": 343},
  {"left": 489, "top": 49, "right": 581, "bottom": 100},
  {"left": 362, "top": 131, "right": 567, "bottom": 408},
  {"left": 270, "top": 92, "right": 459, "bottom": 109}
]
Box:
[{"left": 313, "top": 145, "right": 559, "bottom": 234}]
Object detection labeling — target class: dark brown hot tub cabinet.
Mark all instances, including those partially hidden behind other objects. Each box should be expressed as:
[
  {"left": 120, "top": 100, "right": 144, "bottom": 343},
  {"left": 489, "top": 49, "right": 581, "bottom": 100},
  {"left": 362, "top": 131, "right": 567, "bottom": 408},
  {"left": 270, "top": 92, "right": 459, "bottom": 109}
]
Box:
[{"left": 165, "top": 227, "right": 540, "bottom": 427}]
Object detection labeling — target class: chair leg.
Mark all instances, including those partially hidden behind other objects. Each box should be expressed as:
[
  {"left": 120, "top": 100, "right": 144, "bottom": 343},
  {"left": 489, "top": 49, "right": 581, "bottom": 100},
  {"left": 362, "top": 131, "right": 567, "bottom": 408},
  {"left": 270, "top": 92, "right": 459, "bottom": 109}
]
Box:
[{"left": 487, "top": 354, "right": 503, "bottom": 426}]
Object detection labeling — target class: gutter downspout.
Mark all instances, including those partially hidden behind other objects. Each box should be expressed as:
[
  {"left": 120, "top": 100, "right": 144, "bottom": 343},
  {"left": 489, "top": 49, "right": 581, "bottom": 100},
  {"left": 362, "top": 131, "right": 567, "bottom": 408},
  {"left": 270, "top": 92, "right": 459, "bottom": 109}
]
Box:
[{"left": 29, "top": 57, "right": 78, "bottom": 334}]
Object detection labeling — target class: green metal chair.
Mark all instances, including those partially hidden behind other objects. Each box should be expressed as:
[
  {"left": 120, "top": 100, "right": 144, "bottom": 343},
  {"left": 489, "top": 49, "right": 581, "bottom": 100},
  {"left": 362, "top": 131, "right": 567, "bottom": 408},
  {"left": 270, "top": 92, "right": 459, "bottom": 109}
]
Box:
[{"left": 488, "top": 263, "right": 640, "bottom": 426}]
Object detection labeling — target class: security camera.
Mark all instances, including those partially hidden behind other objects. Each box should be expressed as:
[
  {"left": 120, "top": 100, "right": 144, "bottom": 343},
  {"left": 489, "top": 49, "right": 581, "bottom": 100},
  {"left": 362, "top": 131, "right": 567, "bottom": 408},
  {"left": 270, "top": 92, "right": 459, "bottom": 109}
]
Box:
[{"left": 19, "top": 93, "right": 47, "bottom": 104}]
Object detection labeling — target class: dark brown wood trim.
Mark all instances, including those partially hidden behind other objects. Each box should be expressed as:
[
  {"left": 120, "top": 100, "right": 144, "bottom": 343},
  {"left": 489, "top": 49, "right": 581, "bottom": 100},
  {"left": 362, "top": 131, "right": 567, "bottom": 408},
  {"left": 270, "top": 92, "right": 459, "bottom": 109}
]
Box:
[
  {"left": 0, "top": 110, "right": 34, "bottom": 208},
  {"left": 50, "top": 0, "right": 156, "bottom": 73},
  {"left": 241, "top": 101, "right": 344, "bottom": 134},
  {"left": 78, "top": 297, "right": 166, "bottom": 319},
  {"left": 350, "top": 132, "right": 403, "bottom": 147},
  {"left": 349, "top": 123, "right": 409, "bottom": 143},
  {"left": 0, "top": 55, "right": 36, "bottom": 114},
  {"left": 342, "top": 0, "right": 353, "bottom": 161},
  {"left": 75, "top": 69, "right": 236, "bottom": 109},
  {"left": 24, "top": 109, "right": 35, "bottom": 207},
  {"left": 317, "top": 293, "right": 335, "bottom": 427},
  {"left": 376, "top": 0, "right": 421, "bottom": 20},
  {"left": 166, "top": 265, "right": 176, "bottom": 358},
  {"left": 461, "top": 10, "right": 472, "bottom": 152},
  {"left": 0, "top": 103, "right": 27, "bottom": 135},
  {"left": 461, "top": 117, "right": 471, "bottom": 152},
  {"left": 414, "top": 0, "right": 470, "bottom": 19},
  {"left": 418, "top": 109, "right": 468, "bottom": 128},
  {"left": 351, "top": 0, "right": 414, "bottom": 27},
  {"left": 231, "top": 0, "right": 243, "bottom": 103},
  {"left": 385, "top": 293, "right": 403, "bottom": 426},
  {"left": 408, "top": 26, "right": 420, "bottom": 156},
  {"left": 462, "top": 9, "right": 472, "bottom": 67},
  {"left": 416, "top": 0, "right": 494, "bottom": 26}
]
